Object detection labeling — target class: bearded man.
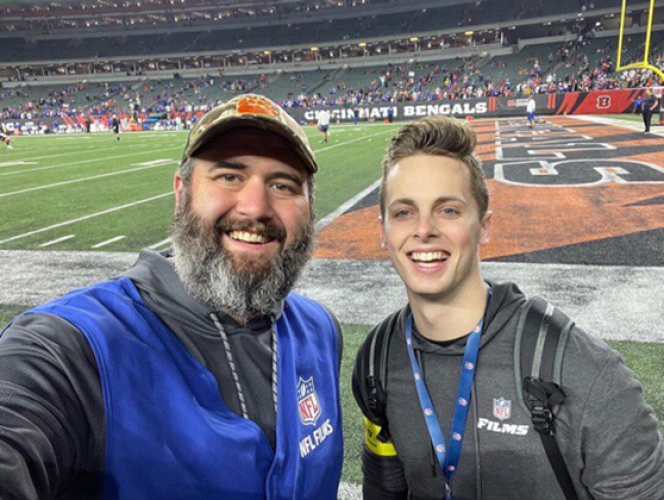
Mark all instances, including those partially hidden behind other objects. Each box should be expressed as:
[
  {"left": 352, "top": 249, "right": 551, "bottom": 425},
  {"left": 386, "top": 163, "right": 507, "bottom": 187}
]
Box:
[{"left": 0, "top": 94, "right": 343, "bottom": 500}]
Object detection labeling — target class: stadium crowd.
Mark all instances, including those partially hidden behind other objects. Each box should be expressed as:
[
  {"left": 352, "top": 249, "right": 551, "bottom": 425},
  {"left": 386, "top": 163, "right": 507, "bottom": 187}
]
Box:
[{"left": 2, "top": 39, "right": 662, "bottom": 126}]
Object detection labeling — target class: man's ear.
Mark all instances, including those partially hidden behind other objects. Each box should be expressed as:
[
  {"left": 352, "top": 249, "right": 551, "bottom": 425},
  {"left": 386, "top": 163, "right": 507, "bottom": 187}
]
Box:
[
  {"left": 479, "top": 210, "right": 493, "bottom": 246},
  {"left": 380, "top": 215, "right": 387, "bottom": 249},
  {"left": 174, "top": 172, "right": 184, "bottom": 207}
]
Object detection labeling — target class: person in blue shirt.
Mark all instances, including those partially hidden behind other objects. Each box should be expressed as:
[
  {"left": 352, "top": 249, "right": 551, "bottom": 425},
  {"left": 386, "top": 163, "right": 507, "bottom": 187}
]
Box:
[{"left": 632, "top": 94, "right": 644, "bottom": 115}]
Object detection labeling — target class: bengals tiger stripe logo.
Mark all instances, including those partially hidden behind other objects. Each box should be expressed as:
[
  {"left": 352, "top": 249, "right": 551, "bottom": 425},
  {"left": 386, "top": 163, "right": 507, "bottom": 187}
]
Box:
[{"left": 596, "top": 95, "right": 611, "bottom": 109}]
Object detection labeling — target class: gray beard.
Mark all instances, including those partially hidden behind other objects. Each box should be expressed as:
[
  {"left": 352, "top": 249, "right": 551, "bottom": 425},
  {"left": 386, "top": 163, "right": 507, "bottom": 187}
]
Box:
[{"left": 170, "top": 192, "right": 314, "bottom": 322}]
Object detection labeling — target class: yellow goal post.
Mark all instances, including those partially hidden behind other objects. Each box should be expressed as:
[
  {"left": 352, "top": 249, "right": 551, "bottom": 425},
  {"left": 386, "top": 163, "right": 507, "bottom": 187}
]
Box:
[{"left": 616, "top": 0, "right": 664, "bottom": 81}]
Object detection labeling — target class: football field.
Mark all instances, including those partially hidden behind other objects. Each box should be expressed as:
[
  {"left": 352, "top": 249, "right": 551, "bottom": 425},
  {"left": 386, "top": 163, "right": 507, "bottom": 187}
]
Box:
[{"left": 1, "top": 118, "right": 663, "bottom": 493}]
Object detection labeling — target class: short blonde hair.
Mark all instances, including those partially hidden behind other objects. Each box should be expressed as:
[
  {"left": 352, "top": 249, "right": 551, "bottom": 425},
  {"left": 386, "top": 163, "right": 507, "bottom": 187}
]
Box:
[{"left": 380, "top": 115, "right": 489, "bottom": 219}]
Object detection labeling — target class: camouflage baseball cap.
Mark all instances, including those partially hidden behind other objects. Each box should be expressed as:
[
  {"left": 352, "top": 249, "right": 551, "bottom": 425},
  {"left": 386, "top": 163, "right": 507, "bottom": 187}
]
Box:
[{"left": 182, "top": 93, "right": 318, "bottom": 174}]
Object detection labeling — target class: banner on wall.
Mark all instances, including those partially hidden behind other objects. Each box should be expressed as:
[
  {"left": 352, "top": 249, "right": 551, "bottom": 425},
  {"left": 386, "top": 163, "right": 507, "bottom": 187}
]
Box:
[
  {"left": 1, "top": 89, "right": 651, "bottom": 133},
  {"left": 286, "top": 88, "right": 649, "bottom": 123}
]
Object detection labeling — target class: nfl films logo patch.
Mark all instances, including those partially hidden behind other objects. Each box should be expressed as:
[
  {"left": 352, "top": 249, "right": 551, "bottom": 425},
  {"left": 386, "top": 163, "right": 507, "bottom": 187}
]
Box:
[
  {"left": 493, "top": 398, "right": 511, "bottom": 421},
  {"left": 297, "top": 377, "right": 322, "bottom": 426}
]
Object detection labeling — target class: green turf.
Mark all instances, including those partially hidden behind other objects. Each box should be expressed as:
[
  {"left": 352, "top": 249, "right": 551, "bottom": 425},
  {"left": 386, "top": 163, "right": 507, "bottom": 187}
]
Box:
[
  {"left": 339, "top": 324, "right": 369, "bottom": 484},
  {"left": 0, "top": 305, "right": 30, "bottom": 326},
  {"left": 608, "top": 340, "right": 664, "bottom": 428},
  {"left": 0, "top": 125, "right": 401, "bottom": 251}
]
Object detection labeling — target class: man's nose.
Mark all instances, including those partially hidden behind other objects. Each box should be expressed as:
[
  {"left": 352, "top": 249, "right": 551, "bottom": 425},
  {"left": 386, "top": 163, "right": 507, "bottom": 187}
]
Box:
[
  {"left": 235, "top": 179, "right": 274, "bottom": 220},
  {"left": 414, "top": 214, "right": 439, "bottom": 241}
]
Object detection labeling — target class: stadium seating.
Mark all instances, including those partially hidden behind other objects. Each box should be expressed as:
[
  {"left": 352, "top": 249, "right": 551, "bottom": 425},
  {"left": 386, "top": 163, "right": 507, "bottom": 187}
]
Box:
[{"left": 0, "top": 1, "right": 640, "bottom": 64}]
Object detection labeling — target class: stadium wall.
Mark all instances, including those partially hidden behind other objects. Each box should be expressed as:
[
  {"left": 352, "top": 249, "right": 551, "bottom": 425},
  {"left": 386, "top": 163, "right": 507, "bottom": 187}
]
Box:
[
  {"left": 291, "top": 89, "right": 650, "bottom": 123},
  {"left": 1, "top": 89, "right": 651, "bottom": 134}
]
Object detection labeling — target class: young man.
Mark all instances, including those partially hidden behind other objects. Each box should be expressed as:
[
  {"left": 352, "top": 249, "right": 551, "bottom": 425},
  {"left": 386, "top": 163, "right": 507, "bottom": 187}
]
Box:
[
  {"left": 526, "top": 95, "right": 536, "bottom": 128},
  {"left": 317, "top": 107, "right": 331, "bottom": 143},
  {"left": 353, "top": 115, "right": 663, "bottom": 500},
  {"left": 642, "top": 87, "right": 660, "bottom": 134},
  {"left": 0, "top": 94, "right": 343, "bottom": 499}
]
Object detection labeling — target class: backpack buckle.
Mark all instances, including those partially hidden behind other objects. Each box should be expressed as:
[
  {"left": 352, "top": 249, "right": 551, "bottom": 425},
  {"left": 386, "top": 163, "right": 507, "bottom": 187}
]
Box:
[{"left": 530, "top": 404, "right": 554, "bottom": 435}]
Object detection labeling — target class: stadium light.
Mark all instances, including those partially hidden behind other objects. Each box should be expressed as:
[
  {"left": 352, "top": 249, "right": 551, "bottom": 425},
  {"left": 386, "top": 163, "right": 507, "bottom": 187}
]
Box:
[
  {"left": 409, "top": 37, "right": 419, "bottom": 42},
  {"left": 359, "top": 42, "right": 366, "bottom": 47}
]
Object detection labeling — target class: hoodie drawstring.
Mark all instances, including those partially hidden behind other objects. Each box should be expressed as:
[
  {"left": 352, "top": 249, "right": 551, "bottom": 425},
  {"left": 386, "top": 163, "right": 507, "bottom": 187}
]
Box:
[{"left": 210, "top": 313, "right": 278, "bottom": 419}]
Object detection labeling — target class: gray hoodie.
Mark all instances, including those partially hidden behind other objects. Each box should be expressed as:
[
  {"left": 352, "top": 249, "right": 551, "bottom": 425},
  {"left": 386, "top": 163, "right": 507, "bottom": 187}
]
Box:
[{"left": 355, "top": 281, "right": 663, "bottom": 500}]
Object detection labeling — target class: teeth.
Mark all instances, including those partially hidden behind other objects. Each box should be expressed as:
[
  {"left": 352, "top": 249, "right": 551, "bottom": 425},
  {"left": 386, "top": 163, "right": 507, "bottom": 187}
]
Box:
[
  {"left": 411, "top": 251, "right": 448, "bottom": 262},
  {"left": 230, "top": 231, "right": 267, "bottom": 244}
]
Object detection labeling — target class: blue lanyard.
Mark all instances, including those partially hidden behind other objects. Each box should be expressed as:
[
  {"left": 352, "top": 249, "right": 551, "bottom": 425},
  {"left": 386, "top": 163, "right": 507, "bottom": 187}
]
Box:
[{"left": 404, "top": 290, "right": 491, "bottom": 499}]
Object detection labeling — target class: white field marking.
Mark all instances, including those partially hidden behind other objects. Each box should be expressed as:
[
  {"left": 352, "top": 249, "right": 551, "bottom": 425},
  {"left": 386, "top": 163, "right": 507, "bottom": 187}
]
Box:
[
  {"left": 132, "top": 159, "right": 176, "bottom": 166},
  {"left": 314, "top": 129, "right": 395, "bottom": 154},
  {"left": 2, "top": 129, "right": 377, "bottom": 176},
  {"left": 91, "top": 235, "right": 126, "bottom": 248},
  {"left": 494, "top": 120, "right": 504, "bottom": 163},
  {"left": 0, "top": 142, "right": 179, "bottom": 170},
  {"left": 149, "top": 237, "right": 171, "bottom": 249},
  {"left": 0, "top": 161, "right": 37, "bottom": 167},
  {"left": 139, "top": 134, "right": 183, "bottom": 138},
  {"left": 56, "top": 136, "right": 91, "bottom": 140},
  {"left": 0, "top": 146, "right": 182, "bottom": 177},
  {"left": 0, "top": 162, "right": 177, "bottom": 198},
  {"left": 0, "top": 192, "right": 173, "bottom": 246},
  {"left": 39, "top": 234, "right": 75, "bottom": 247},
  {"left": 316, "top": 178, "right": 382, "bottom": 232},
  {"left": 568, "top": 114, "right": 664, "bottom": 137},
  {"left": 338, "top": 481, "right": 362, "bottom": 500}
]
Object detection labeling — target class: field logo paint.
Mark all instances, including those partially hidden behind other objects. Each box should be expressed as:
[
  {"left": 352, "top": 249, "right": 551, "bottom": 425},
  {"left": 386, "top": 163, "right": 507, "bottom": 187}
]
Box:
[
  {"left": 495, "top": 159, "right": 664, "bottom": 186},
  {"left": 297, "top": 377, "right": 322, "bottom": 426},
  {"left": 493, "top": 120, "right": 664, "bottom": 186}
]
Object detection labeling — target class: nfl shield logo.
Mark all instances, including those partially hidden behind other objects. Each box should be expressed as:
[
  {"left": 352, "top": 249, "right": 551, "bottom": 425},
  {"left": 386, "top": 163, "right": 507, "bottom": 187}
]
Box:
[
  {"left": 297, "top": 377, "right": 322, "bottom": 426},
  {"left": 493, "top": 398, "right": 511, "bottom": 421}
]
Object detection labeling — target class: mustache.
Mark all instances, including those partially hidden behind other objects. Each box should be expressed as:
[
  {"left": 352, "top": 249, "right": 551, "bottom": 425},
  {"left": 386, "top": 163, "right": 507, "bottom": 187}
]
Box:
[{"left": 215, "top": 217, "right": 287, "bottom": 243}]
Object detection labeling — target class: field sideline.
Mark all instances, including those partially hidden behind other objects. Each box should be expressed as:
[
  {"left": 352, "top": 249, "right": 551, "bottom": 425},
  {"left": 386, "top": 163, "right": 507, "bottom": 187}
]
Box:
[{"left": 1, "top": 118, "right": 662, "bottom": 495}]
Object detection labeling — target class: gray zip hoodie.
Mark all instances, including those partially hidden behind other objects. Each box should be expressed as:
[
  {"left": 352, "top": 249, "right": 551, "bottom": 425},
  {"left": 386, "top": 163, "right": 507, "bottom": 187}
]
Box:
[{"left": 356, "top": 281, "right": 663, "bottom": 500}]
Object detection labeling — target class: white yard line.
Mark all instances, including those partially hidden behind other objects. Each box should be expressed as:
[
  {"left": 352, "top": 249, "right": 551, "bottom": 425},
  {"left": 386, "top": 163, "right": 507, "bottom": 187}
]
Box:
[
  {"left": 568, "top": 114, "right": 664, "bottom": 136},
  {"left": 39, "top": 234, "right": 75, "bottom": 247},
  {"left": 314, "top": 129, "right": 396, "bottom": 154},
  {"left": 316, "top": 179, "right": 381, "bottom": 231},
  {"left": 0, "top": 192, "right": 173, "bottom": 246},
  {"left": 0, "top": 147, "right": 182, "bottom": 177},
  {"left": 0, "top": 142, "right": 173, "bottom": 169},
  {"left": 0, "top": 161, "right": 38, "bottom": 168},
  {"left": 0, "top": 162, "right": 177, "bottom": 198},
  {"left": 149, "top": 237, "right": 171, "bottom": 249},
  {"left": 91, "top": 235, "right": 126, "bottom": 249}
]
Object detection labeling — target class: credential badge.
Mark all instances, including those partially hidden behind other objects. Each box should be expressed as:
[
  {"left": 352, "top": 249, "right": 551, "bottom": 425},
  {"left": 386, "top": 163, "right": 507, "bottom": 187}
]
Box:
[{"left": 297, "top": 377, "right": 322, "bottom": 426}]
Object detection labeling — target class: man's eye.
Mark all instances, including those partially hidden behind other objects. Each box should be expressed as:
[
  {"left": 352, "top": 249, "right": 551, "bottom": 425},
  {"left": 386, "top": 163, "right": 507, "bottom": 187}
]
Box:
[
  {"left": 220, "top": 174, "right": 239, "bottom": 182},
  {"left": 393, "top": 210, "right": 411, "bottom": 218},
  {"left": 272, "top": 183, "right": 297, "bottom": 193}
]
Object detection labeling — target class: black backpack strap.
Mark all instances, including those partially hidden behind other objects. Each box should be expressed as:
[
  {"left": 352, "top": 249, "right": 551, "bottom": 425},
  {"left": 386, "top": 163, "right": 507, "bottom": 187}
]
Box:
[
  {"left": 517, "top": 297, "right": 578, "bottom": 500},
  {"left": 352, "top": 310, "right": 401, "bottom": 442}
]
